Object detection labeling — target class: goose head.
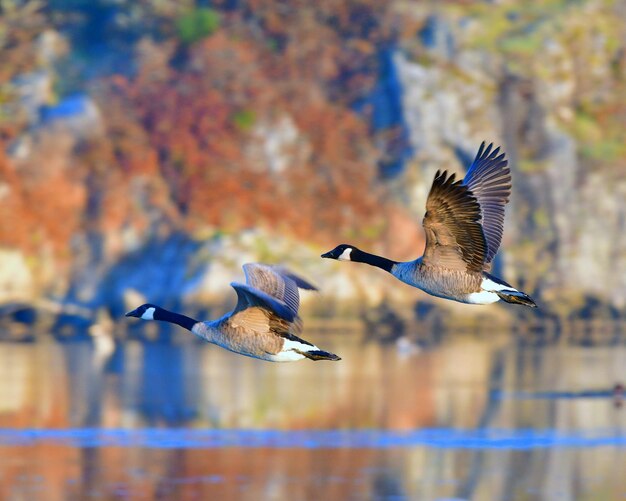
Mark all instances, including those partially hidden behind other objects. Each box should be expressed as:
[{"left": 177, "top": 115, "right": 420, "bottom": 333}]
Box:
[
  {"left": 125, "top": 304, "right": 160, "bottom": 320},
  {"left": 321, "top": 244, "right": 357, "bottom": 261}
]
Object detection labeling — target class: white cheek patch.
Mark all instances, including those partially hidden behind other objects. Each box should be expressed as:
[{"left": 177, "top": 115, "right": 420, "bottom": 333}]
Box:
[
  {"left": 338, "top": 248, "right": 353, "bottom": 261},
  {"left": 141, "top": 307, "right": 155, "bottom": 320}
]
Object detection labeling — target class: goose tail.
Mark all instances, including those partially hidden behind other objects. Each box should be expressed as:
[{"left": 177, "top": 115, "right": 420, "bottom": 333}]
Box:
[
  {"left": 300, "top": 349, "right": 342, "bottom": 361},
  {"left": 495, "top": 290, "right": 537, "bottom": 308}
]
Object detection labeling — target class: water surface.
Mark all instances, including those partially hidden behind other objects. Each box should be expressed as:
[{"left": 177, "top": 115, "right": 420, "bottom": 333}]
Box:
[{"left": 0, "top": 329, "right": 624, "bottom": 500}]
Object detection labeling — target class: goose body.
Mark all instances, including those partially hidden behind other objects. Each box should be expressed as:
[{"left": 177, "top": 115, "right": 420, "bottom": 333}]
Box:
[
  {"left": 125, "top": 264, "right": 340, "bottom": 362},
  {"left": 322, "top": 142, "right": 536, "bottom": 308}
]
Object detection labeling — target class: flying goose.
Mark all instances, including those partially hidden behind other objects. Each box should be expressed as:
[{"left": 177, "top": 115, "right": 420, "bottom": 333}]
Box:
[
  {"left": 125, "top": 263, "right": 341, "bottom": 361},
  {"left": 322, "top": 142, "right": 536, "bottom": 307}
]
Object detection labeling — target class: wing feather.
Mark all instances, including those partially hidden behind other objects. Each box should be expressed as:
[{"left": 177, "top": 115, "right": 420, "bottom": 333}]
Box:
[
  {"left": 230, "top": 282, "right": 295, "bottom": 322},
  {"left": 422, "top": 170, "right": 487, "bottom": 272},
  {"left": 222, "top": 264, "right": 317, "bottom": 352},
  {"left": 463, "top": 141, "right": 511, "bottom": 264},
  {"left": 242, "top": 263, "right": 316, "bottom": 320}
]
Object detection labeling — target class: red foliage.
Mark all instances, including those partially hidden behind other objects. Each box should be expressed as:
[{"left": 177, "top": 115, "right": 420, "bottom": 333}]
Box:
[
  {"left": 91, "top": 26, "right": 389, "bottom": 245},
  {"left": 1, "top": 1, "right": 404, "bottom": 262},
  {"left": 0, "top": 136, "right": 86, "bottom": 256}
]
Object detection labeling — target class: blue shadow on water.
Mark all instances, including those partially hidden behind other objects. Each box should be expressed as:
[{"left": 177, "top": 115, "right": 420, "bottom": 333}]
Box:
[
  {"left": 0, "top": 428, "right": 624, "bottom": 449},
  {"left": 495, "top": 389, "right": 619, "bottom": 400}
]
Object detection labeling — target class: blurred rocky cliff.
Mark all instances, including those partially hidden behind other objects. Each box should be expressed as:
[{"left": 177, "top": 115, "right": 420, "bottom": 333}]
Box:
[{"left": 1, "top": 0, "right": 625, "bottom": 328}]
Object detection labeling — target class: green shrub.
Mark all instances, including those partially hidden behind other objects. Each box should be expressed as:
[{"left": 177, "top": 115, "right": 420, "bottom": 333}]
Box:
[
  {"left": 500, "top": 33, "right": 543, "bottom": 55},
  {"left": 176, "top": 8, "right": 220, "bottom": 45},
  {"left": 570, "top": 110, "right": 602, "bottom": 143},
  {"left": 581, "top": 140, "right": 626, "bottom": 161},
  {"left": 232, "top": 109, "right": 256, "bottom": 132}
]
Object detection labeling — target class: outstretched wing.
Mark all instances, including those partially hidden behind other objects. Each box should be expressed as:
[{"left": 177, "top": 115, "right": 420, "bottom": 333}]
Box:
[
  {"left": 463, "top": 142, "right": 511, "bottom": 265},
  {"left": 268, "top": 266, "right": 317, "bottom": 291},
  {"left": 422, "top": 170, "right": 487, "bottom": 273},
  {"left": 230, "top": 282, "right": 296, "bottom": 322},
  {"left": 222, "top": 264, "right": 317, "bottom": 355},
  {"left": 241, "top": 263, "right": 316, "bottom": 320}
]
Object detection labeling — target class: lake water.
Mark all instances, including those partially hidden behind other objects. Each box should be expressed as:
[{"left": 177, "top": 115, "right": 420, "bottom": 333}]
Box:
[{"left": 0, "top": 328, "right": 625, "bottom": 500}]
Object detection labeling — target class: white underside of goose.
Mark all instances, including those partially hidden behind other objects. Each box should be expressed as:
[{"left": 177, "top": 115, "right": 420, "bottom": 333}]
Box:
[
  {"left": 265, "top": 338, "right": 320, "bottom": 362},
  {"left": 466, "top": 277, "right": 517, "bottom": 305},
  {"left": 466, "top": 290, "right": 501, "bottom": 305}
]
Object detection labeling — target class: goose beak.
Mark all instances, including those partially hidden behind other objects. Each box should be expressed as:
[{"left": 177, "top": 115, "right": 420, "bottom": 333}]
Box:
[
  {"left": 125, "top": 308, "right": 140, "bottom": 318},
  {"left": 321, "top": 250, "right": 336, "bottom": 259}
]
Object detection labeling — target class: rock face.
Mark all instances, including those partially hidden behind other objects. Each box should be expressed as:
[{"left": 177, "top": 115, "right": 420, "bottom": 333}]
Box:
[
  {"left": 12, "top": 71, "right": 54, "bottom": 124},
  {"left": 352, "top": 48, "right": 413, "bottom": 179},
  {"left": 386, "top": 1, "right": 626, "bottom": 312},
  {"left": 247, "top": 114, "right": 309, "bottom": 174},
  {"left": 1, "top": 1, "right": 625, "bottom": 319},
  {"left": 0, "top": 250, "right": 33, "bottom": 304},
  {"left": 571, "top": 173, "right": 626, "bottom": 307},
  {"left": 39, "top": 94, "right": 103, "bottom": 141}
]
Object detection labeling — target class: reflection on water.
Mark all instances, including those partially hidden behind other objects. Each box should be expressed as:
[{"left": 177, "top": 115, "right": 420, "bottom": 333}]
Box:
[
  {"left": 0, "top": 329, "right": 624, "bottom": 500},
  {"left": 2, "top": 428, "right": 626, "bottom": 448}
]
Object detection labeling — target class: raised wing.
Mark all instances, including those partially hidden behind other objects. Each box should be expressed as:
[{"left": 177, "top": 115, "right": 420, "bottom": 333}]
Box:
[
  {"left": 242, "top": 263, "right": 316, "bottom": 320},
  {"left": 422, "top": 170, "right": 487, "bottom": 273},
  {"left": 230, "top": 282, "right": 295, "bottom": 322},
  {"left": 269, "top": 266, "right": 317, "bottom": 291},
  {"left": 463, "top": 142, "right": 511, "bottom": 264}
]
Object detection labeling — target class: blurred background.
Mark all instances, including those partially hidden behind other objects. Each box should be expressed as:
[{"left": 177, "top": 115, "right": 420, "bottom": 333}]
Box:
[{"left": 0, "top": 1, "right": 625, "bottom": 500}]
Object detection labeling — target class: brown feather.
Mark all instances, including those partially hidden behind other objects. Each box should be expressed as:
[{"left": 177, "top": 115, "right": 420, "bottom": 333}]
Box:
[
  {"left": 223, "top": 307, "right": 308, "bottom": 356},
  {"left": 422, "top": 170, "right": 487, "bottom": 273},
  {"left": 462, "top": 142, "right": 511, "bottom": 266}
]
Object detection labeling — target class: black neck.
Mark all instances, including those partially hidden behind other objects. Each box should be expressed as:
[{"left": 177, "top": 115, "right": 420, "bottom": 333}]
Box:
[
  {"left": 155, "top": 308, "right": 198, "bottom": 331},
  {"left": 352, "top": 249, "right": 398, "bottom": 273}
]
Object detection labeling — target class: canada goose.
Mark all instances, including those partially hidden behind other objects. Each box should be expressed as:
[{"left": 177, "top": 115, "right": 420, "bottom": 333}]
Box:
[
  {"left": 322, "top": 142, "right": 536, "bottom": 307},
  {"left": 125, "top": 264, "right": 341, "bottom": 362}
]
